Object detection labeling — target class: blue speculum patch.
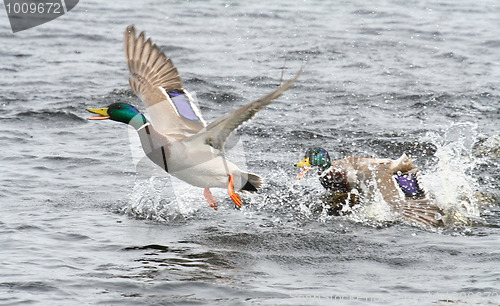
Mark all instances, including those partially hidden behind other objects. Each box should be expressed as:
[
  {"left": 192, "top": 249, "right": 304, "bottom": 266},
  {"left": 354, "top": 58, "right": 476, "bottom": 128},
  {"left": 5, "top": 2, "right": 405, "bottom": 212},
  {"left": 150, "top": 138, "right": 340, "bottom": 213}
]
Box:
[
  {"left": 395, "top": 173, "right": 424, "bottom": 197},
  {"left": 168, "top": 90, "right": 199, "bottom": 121}
]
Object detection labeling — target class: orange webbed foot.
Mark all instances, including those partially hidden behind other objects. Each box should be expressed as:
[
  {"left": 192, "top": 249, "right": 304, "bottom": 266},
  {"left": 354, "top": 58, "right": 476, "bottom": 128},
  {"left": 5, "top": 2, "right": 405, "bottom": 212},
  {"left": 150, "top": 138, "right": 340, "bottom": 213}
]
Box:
[
  {"left": 228, "top": 174, "right": 243, "bottom": 208},
  {"left": 230, "top": 193, "right": 242, "bottom": 208},
  {"left": 203, "top": 188, "right": 218, "bottom": 210}
]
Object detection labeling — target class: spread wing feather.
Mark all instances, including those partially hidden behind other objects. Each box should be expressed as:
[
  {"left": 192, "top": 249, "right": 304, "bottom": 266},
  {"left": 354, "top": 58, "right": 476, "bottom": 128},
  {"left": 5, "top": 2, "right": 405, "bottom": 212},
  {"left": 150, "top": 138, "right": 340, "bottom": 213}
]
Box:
[
  {"left": 184, "top": 68, "right": 302, "bottom": 151},
  {"left": 124, "top": 25, "right": 206, "bottom": 139}
]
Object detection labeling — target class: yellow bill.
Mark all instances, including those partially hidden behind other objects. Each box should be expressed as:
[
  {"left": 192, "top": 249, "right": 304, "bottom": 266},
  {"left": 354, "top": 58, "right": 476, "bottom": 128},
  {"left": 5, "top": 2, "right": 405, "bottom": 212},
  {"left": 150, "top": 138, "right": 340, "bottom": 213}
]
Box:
[
  {"left": 86, "top": 108, "right": 110, "bottom": 120},
  {"left": 296, "top": 157, "right": 311, "bottom": 179}
]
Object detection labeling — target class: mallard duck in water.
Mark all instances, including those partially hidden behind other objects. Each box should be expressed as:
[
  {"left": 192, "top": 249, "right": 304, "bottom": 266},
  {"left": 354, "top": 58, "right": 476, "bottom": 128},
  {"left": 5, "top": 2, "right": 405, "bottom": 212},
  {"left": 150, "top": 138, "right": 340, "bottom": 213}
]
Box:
[
  {"left": 296, "top": 147, "right": 444, "bottom": 227},
  {"left": 87, "top": 25, "right": 301, "bottom": 210}
]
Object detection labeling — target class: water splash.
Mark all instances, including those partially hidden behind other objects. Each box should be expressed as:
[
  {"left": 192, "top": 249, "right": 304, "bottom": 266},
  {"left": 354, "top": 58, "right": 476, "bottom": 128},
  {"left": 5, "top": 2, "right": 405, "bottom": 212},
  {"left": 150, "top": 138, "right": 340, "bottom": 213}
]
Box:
[
  {"left": 124, "top": 176, "right": 206, "bottom": 222},
  {"left": 352, "top": 190, "right": 398, "bottom": 224},
  {"left": 418, "top": 123, "right": 481, "bottom": 225}
]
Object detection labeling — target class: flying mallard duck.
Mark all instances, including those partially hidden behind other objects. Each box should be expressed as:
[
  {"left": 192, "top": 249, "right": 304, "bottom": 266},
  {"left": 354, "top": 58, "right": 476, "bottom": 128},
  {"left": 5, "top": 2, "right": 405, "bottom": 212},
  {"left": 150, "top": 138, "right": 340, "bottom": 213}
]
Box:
[
  {"left": 87, "top": 25, "right": 301, "bottom": 210},
  {"left": 296, "top": 147, "right": 444, "bottom": 227}
]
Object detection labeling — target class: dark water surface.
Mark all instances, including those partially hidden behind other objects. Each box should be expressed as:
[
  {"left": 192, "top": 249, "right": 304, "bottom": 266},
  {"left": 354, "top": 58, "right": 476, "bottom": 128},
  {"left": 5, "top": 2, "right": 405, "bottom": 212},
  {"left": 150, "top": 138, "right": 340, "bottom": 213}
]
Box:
[{"left": 1, "top": 0, "right": 499, "bottom": 305}]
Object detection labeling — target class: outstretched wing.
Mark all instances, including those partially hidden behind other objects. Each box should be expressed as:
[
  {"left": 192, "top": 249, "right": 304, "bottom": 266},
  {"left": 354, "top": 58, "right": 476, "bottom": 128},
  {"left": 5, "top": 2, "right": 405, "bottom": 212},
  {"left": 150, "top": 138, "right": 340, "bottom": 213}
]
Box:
[
  {"left": 184, "top": 67, "right": 302, "bottom": 151},
  {"left": 124, "top": 25, "right": 206, "bottom": 139}
]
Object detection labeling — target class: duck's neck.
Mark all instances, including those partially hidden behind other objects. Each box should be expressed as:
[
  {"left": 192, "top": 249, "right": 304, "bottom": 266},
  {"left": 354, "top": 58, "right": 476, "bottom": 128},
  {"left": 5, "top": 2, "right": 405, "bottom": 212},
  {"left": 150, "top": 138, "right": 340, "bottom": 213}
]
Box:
[
  {"left": 135, "top": 121, "right": 171, "bottom": 173},
  {"left": 318, "top": 160, "right": 331, "bottom": 172},
  {"left": 129, "top": 113, "right": 148, "bottom": 130}
]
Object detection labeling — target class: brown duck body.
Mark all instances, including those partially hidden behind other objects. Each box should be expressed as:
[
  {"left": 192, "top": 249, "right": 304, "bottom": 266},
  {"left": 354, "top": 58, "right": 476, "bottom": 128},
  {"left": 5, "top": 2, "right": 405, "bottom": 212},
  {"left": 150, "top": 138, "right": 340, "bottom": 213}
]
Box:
[{"left": 319, "top": 155, "right": 444, "bottom": 227}]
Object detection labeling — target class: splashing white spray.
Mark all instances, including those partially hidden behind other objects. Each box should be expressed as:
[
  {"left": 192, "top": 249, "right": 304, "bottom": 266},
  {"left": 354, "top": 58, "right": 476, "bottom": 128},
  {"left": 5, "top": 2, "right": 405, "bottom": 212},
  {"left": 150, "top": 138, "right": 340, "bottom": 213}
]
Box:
[{"left": 419, "top": 123, "right": 481, "bottom": 225}]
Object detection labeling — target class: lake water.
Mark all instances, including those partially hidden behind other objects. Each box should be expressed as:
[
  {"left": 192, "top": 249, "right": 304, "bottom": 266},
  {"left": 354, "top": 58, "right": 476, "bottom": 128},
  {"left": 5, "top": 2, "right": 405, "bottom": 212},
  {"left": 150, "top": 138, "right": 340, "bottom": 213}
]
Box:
[{"left": 1, "top": 0, "right": 499, "bottom": 304}]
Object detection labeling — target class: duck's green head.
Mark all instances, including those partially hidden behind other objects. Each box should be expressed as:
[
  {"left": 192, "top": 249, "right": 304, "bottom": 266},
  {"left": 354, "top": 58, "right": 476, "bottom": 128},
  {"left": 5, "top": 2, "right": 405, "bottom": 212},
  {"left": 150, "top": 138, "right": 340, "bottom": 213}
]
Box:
[
  {"left": 87, "top": 103, "right": 147, "bottom": 129},
  {"left": 295, "top": 147, "right": 331, "bottom": 179}
]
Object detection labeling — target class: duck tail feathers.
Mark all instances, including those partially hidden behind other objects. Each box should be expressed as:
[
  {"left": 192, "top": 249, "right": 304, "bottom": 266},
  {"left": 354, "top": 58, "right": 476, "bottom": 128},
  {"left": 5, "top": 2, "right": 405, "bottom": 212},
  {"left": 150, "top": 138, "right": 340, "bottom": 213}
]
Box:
[{"left": 241, "top": 173, "right": 262, "bottom": 193}]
